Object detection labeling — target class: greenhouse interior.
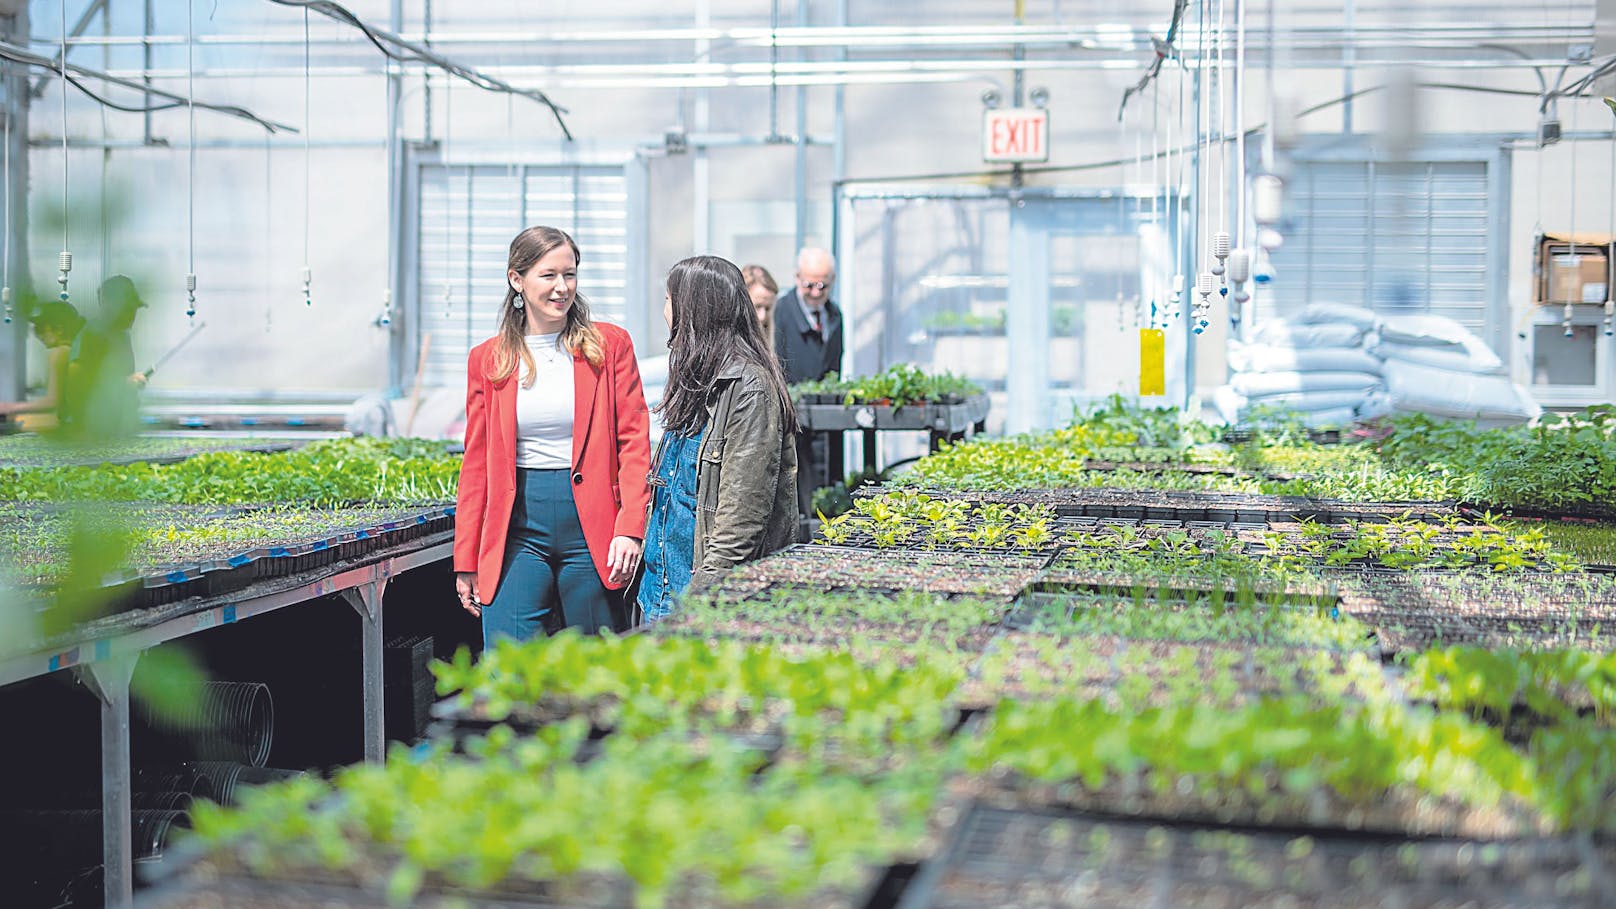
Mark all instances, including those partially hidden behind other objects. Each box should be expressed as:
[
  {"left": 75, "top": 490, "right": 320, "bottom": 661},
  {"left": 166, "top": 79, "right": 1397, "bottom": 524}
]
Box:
[{"left": 5, "top": 0, "right": 1616, "bottom": 907}]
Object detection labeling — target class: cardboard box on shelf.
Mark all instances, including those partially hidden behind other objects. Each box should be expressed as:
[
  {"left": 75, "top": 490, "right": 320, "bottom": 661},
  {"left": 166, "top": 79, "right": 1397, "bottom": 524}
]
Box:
[{"left": 1537, "top": 232, "right": 1613, "bottom": 305}]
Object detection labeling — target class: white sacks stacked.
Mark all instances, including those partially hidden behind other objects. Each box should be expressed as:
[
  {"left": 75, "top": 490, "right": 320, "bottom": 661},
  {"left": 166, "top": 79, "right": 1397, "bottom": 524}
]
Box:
[
  {"left": 1372, "top": 314, "right": 1541, "bottom": 424},
  {"left": 1212, "top": 303, "right": 1384, "bottom": 426}
]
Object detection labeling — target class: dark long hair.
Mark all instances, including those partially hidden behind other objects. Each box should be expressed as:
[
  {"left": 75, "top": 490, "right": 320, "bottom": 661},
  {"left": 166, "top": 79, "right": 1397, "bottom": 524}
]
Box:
[
  {"left": 488, "top": 226, "right": 604, "bottom": 388},
  {"left": 657, "top": 255, "right": 798, "bottom": 436}
]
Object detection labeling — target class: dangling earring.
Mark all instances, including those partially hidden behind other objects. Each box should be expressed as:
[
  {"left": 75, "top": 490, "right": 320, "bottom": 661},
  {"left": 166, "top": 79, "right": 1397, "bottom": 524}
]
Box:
[{"left": 512, "top": 290, "right": 526, "bottom": 310}]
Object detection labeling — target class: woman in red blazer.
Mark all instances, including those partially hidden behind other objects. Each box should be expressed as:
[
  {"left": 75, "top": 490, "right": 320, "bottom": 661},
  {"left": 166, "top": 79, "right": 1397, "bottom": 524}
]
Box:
[{"left": 453, "top": 226, "right": 651, "bottom": 643}]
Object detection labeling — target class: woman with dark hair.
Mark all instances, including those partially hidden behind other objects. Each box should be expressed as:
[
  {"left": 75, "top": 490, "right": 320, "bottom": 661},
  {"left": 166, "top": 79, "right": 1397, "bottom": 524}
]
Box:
[
  {"left": 454, "top": 225, "right": 652, "bottom": 644},
  {"left": 637, "top": 255, "right": 799, "bottom": 623}
]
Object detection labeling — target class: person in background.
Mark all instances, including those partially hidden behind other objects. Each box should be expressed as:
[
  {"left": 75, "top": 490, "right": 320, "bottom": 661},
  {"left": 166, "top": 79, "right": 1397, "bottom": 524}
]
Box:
[
  {"left": 454, "top": 225, "right": 652, "bottom": 644},
  {"left": 636, "top": 255, "right": 798, "bottom": 624},
  {"left": 771, "top": 247, "right": 842, "bottom": 385},
  {"left": 771, "top": 246, "right": 843, "bottom": 517},
  {"left": 67, "top": 275, "right": 149, "bottom": 437},
  {"left": 81, "top": 275, "right": 149, "bottom": 390},
  {"left": 740, "top": 264, "right": 778, "bottom": 351},
  {"left": 0, "top": 302, "right": 84, "bottom": 429}
]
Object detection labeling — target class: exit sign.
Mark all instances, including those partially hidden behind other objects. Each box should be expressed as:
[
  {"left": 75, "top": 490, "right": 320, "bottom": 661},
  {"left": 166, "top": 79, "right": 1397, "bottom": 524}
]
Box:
[{"left": 983, "top": 108, "right": 1050, "bottom": 163}]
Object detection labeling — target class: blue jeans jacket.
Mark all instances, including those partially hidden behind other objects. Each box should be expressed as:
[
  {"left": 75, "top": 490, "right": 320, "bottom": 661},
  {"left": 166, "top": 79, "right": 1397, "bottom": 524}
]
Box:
[{"left": 636, "top": 428, "right": 703, "bottom": 624}]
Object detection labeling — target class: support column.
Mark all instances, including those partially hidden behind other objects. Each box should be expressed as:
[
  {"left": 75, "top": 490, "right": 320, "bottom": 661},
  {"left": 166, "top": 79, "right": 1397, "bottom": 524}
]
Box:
[
  {"left": 340, "top": 579, "right": 389, "bottom": 763},
  {"left": 78, "top": 653, "right": 140, "bottom": 909}
]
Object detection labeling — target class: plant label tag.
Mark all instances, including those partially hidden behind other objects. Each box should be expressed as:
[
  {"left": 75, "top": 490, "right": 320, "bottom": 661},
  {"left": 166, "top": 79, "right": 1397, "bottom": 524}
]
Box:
[{"left": 1140, "top": 329, "right": 1166, "bottom": 396}]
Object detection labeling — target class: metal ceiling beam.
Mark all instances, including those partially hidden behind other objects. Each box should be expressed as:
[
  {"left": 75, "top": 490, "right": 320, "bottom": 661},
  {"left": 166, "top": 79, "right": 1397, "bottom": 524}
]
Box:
[
  {"left": 40, "top": 22, "right": 1596, "bottom": 50},
  {"left": 28, "top": 0, "right": 105, "bottom": 98}
]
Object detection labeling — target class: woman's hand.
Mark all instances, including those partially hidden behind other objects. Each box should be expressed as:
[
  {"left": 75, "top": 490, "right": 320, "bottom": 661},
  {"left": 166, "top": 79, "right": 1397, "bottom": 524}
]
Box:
[
  {"left": 454, "top": 572, "right": 482, "bottom": 617},
  {"left": 607, "top": 535, "right": 643, "bottom": 586}
]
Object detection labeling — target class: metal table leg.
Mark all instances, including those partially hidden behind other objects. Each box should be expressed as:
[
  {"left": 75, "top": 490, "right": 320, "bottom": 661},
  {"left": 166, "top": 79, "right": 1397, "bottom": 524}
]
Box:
[
  {"left": 79, "top": 654, "right": 140, "bottom": 909},
  {"left": 340, "top": 579, "right": 389, "bottom": 763}
]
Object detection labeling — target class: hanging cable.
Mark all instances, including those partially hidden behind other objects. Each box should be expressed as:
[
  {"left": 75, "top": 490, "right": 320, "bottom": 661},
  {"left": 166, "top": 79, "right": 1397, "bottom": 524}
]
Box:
[
  {"left": 57, "top": 0, "right": 71, "bottom": 305},
  {"left": 1117, "top": 0, "right": 1190, "bottom": 120},
  {"left": 442, "top": 74, "right": 453, "bottom": 320},
  {"left": 1176, "top": 46, "right": 1189, "bottom": 323},
  {"left": 0, "top": 38, "right": 291, "bottom": 131},
  {"left": 185, "top": 0, "right": 198, "bottom": 320},
  {"left": 264, "top": 0, "right": 572, "bottom": 140},
  {"left": 1607, "top": 115, "right": 1615, "bottom": 336},
  {"left": 264, "top": 132, "right": 273, "bottom": 333},
  {"left": 2, "top": 106, "right": 10, "bottom": 323},
  {"left": 1564, "top": 100, "right": 1578, "bottom": 336},
  {"left": 1149, "top": 79, "right": 1161, "bottom": 330},
  {"left": 1215, "top": 0, "right": 1221, "bottom": 279},
  {"left": 301, "top": 7, "right": 312, "bottom": 307}
]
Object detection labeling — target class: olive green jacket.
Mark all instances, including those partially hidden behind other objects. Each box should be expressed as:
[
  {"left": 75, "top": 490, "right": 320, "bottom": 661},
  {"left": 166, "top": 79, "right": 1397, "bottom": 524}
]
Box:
[{"left": 687, "top": 359, "right": 798, "bottom": 584}]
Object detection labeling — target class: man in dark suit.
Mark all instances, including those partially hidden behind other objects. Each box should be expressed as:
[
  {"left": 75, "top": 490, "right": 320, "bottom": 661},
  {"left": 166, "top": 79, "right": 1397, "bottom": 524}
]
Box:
[
  {"left": 771, "top": 247, "right": 844, "bottom": 519},
  {"left": 772, "top": 247, "right": 843, "bottom": 385}
]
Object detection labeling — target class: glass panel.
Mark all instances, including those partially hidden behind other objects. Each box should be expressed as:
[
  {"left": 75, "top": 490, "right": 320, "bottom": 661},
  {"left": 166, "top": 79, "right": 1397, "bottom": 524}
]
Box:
[{"left": 1533, "top": 324, "right": 1600, "bottom": 386}]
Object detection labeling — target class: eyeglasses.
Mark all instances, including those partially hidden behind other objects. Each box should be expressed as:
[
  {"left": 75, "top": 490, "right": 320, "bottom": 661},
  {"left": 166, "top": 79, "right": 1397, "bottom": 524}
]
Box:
[{"left": 799, "top": 280, "right": 830, "bottom": 292}]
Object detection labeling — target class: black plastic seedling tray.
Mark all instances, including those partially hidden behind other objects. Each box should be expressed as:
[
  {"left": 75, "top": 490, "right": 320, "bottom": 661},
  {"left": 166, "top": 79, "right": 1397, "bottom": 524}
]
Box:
[{"left": 897, "top": 802, "right": 1611, "bottom": 909}]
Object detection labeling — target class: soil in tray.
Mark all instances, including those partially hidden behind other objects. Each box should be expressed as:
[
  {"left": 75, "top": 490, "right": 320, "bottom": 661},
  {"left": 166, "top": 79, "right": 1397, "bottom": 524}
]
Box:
[
  {"left": 1, "top": 502, "right": 449, "bottom": 593},
  {"left": 0, "top": 435, "right": 297, "bottom": 470},
  {"left": 1033, "top": 567, "right": 1337, "bottom": 607},
  {"left": 149, "top": 863, "right": 881, "bottom": 909},
  {"left": 1336, "top": 573, "right": 1616, "bottom": 652},
  {"left": 902, "top": 802, "right": 1613, "bottom": 909},
  {"left": 960, "top": 634, "right": 1389, "bottom": 710},
  {"left": 1007, "top": 592, "right": 1371, "bottom": 652},
  {"left": 656, "top": 589, "right": 1009, "bottom": 655},
  {"left": 881, "top": 486, "right": 1456, "bottom": 524},
  {"left": 950, "top": 774, "right": 1544, "bottom": 843},
  {"left": 704, "top": 545, "right": 1048, "bottom": 601}
]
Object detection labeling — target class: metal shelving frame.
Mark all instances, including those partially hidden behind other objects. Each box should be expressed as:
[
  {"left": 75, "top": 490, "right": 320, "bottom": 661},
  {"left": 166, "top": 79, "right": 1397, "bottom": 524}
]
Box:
[{"left": 0, "top": 532, "right": 453, "bottom": 909}]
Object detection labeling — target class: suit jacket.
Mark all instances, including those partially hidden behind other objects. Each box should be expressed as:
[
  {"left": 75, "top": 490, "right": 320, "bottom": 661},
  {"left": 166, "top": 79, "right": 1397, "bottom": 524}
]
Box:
[
  {"left": 772, "top": 288, "right": 844, "bottom": 385},
  {"left": 453, "top": 323, "right": 652, "bottom": 601}
]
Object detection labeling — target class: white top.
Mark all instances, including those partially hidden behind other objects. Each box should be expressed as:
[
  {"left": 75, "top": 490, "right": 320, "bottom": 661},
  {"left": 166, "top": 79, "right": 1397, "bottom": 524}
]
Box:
[{"left": 514, "top": 333, "right": 575, "bottom": 470}]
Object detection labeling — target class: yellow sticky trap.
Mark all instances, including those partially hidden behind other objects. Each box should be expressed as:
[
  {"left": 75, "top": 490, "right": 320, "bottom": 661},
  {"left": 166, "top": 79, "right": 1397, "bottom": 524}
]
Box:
[{"left": 1139, "top": 329, "right": 1166, "bottom": 396}]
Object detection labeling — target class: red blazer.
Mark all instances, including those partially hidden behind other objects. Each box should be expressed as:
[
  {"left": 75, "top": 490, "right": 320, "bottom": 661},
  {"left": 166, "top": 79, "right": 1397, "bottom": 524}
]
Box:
[{"left": 453, "top": 323, "right": 652, "bottom": 601}]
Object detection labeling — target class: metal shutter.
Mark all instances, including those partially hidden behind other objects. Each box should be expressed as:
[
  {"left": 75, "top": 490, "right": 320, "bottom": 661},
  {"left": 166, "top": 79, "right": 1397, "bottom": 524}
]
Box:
[
  {"left": 417, "top": 164, "right": 629, "bottom": 388},
  {"left": 1265, "top": 159, "right": 1491, "bottom": 339}
]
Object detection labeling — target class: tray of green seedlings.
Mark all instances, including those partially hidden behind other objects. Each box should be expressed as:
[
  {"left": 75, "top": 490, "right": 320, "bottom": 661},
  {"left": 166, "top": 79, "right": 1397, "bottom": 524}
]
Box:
[
  {"left": 895, "top": 800, "right": 1616, "bottom": 909},
  {"left": 703, "top": 544, "right": 1051, "bottom": 603},
  {"left": 654, "top": 589, "right": 1009, "bottom": 667},
  {"left": 1004, "top": 589, "right": 1370, "bottom": 652},
  {"left": 1335, "top": 573, "right": 1616, "bottom": 654},
  {"left": 960, "top": 630, "right": 1390, "bottom": 713},
  {"left": 3, "top": 501, "right": 456, "bottom": 612},
  {"left": 1504, "top": 519, "right": 1616, "bottom": 572},
  {"left": 1400, "top": 646, "right": 1616, "bottom": 740},
  {"left": 948, "top": 688, "right": 1568, "bottom": 840},
  {"left": 873, "top": 480, "right": 1456, "bottom": 526},
  {"left": 0, "top": 436, "right": 461, "bottom": 507},
  {"left": 792, "top": 364, "right": 983, "bottom": 408},
  {"left": 169, "top": 721, "right": 947, "bottom": 909},
  {"left": 816, "top": 492, "right": 1062, "bottom": 555},
  {"left": 430, "top": 632, "right": 967, "bottom": 769},
  {"left": 1248, "top": 515, "right": 1584, "bottom": 574},
  {"left": 0, "top": 434, "right": 299, "bottom": 470},
  {"left": 1374, "top": 408, "right": 1616, "bottom": 517},
  {"left": 1041, "top": 521, "right": 1337, "bottom": 605}
]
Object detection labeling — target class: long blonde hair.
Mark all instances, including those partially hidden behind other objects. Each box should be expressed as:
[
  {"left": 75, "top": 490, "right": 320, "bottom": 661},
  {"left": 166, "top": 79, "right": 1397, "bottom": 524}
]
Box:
[{"left": 487, "top": 226, "right": 604, "bottom": 387}]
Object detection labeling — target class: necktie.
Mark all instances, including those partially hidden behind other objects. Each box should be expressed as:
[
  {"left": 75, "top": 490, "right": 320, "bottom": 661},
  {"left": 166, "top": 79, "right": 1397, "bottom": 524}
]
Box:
[{"left": 810, "top": 309, "right": 823, "bottom": 337}]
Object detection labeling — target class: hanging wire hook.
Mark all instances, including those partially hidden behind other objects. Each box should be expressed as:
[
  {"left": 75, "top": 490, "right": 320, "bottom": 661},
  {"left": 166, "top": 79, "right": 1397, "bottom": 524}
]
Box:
[
  {"left": 186, "top": 0, "right": 198, "bottom": 320},
  {"left": 56, "top": 0, "right": 71, "bottom": 305},
  {"left": 302, "top": 7, "right": 313, "bottom": 307}
]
